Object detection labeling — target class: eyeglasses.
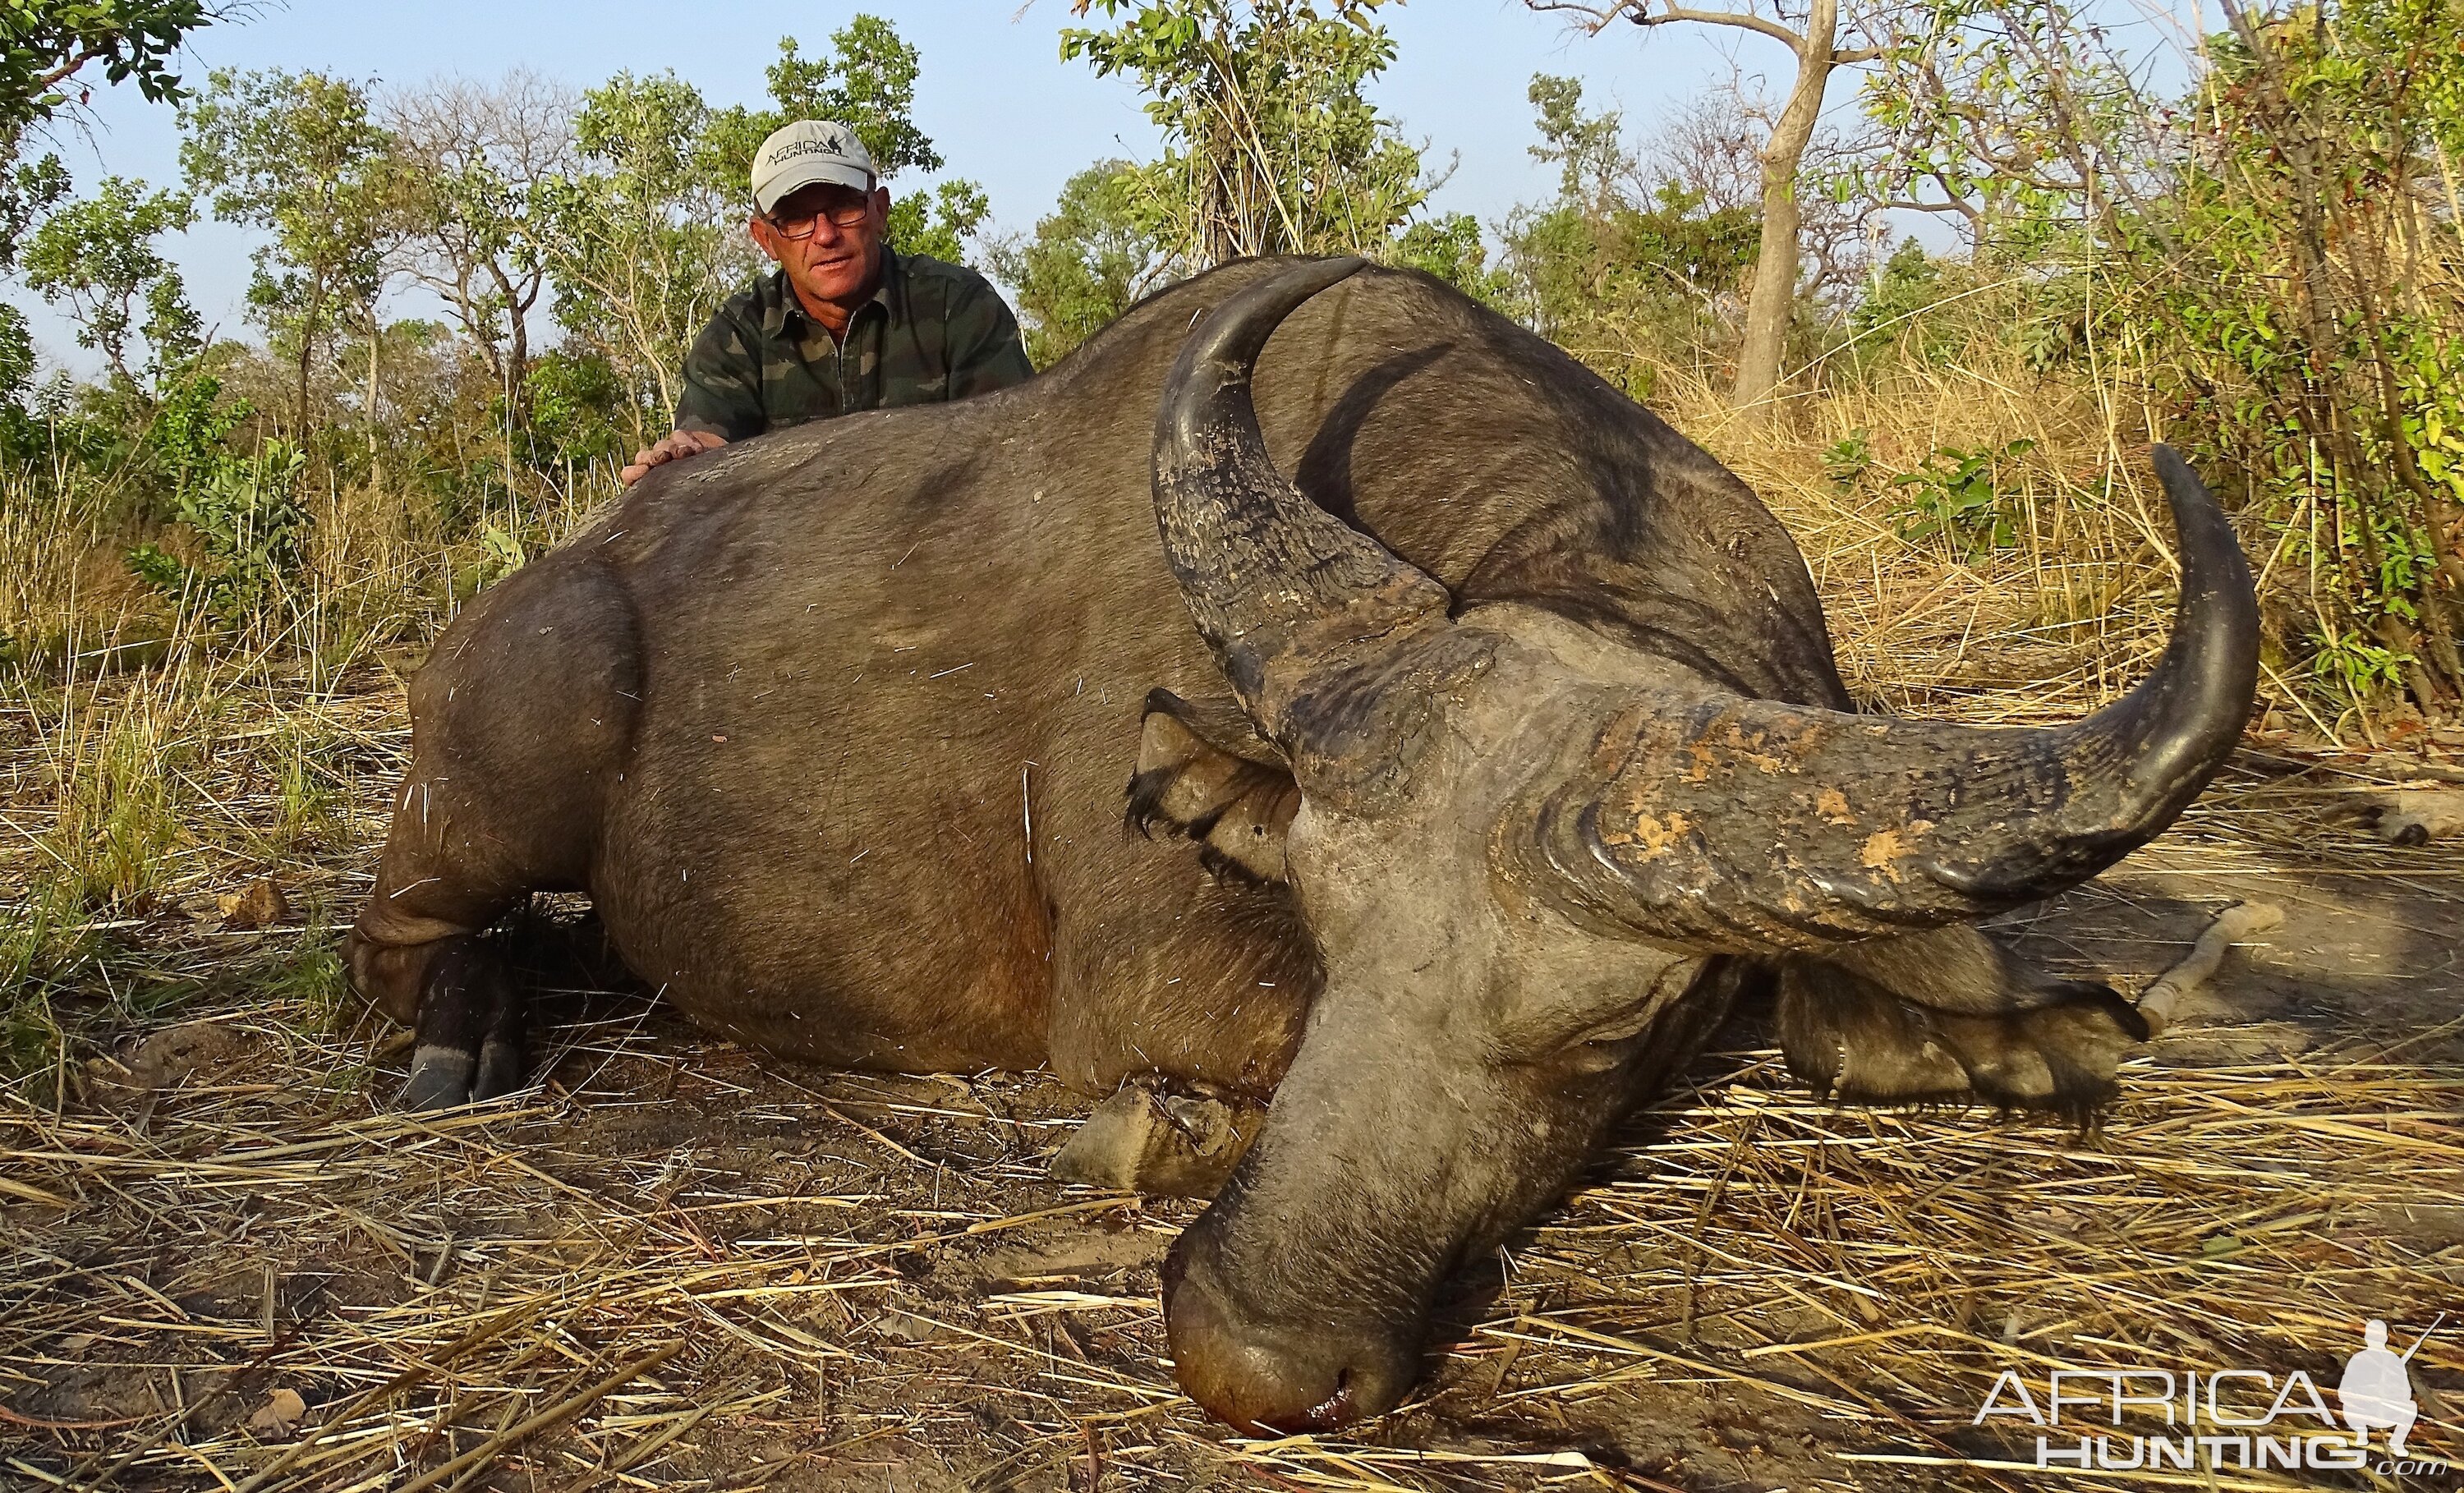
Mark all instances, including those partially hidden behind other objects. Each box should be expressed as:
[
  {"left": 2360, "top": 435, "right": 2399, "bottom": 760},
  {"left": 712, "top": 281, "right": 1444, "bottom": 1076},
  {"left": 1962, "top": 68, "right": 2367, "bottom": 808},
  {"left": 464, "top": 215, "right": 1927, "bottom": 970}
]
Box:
[{"left": 767, "top": 200, "right": 872, "bottom": 240}]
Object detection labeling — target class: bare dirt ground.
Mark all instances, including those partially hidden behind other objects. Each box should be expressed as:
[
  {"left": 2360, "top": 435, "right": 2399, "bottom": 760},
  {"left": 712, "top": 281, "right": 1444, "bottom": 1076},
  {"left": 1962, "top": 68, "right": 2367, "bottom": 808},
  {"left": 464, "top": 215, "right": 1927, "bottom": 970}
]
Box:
[{"left": 5, "top": 705, "right": 2461, "bottom": 1493}]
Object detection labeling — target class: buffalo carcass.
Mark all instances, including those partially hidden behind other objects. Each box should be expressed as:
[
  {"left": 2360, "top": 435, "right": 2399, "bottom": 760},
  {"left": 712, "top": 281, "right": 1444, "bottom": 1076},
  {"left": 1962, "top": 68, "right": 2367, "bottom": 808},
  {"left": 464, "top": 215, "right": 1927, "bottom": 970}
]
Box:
[{"left": 347, "top": 258, "right": 2258, "bottom": 1432}]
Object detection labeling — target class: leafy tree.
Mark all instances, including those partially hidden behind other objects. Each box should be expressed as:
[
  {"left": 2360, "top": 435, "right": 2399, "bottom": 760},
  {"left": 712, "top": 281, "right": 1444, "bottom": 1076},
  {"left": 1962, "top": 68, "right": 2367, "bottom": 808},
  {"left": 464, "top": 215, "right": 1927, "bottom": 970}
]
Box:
[
  {"left": 0, "top": 140, "right": 65, "bottom": 272},
  {"left": 0, "top": 1, "right": 222, "bottom": 407},
  {"left": 21, "top": 175, "right": 200, "bottom": 389},
  {"left": 0, "top": 151, "right": 67, "bottom": 408},
  {"left": 991, "top": 160, "right": 1175, "bottom": 366},
  {"left": 890, "top": 178, "right": 991, "bottom": 266},
  {"left": 701, "top": 18, "right": 990, "bottom": 264},
  {"left": 536, "top": 70, "right": 750, "bottom": 439},
  {"left": 1527, "top": 71, "right": 1634, "bottom": 210},
  {"left": 385, "top": 71, "right": 575, "bottom": 425},
  {"left": 1498, "top": 77, "right": 1758, "bottom": 389},
  {"left": 1389, "top": 212, "right": 1506, "bottom": 304},
  {"left": 1061, "top": 0, "right": 1430, "bottom": 265},
  {"left": 703, "top": 21, "right": 944, "bottom": 181},
  {"left": 180, "top": 68, "right": 398, "bottom": 438},
  {"left": 0, "top": 0, "right": 211, "bottom": 136},
  {"left": 1842, "top": 0, "right": 2150, "bottom": 254},
  {"left": 1529, "top": 0, "right": 1882, "bottom": 422}
]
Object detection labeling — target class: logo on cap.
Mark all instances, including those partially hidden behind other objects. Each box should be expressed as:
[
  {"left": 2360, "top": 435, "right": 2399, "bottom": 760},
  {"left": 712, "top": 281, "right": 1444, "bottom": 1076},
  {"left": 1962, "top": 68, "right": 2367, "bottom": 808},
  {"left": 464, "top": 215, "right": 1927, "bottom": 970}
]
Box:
[{"left": 767, "top": 128, "right": 853, "bottom": 167}]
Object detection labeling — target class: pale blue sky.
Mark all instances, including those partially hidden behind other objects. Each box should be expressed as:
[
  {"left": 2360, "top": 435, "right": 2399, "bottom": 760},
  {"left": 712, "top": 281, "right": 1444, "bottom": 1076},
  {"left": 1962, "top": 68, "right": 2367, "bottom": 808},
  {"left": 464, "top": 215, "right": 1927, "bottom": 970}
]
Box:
[
  {"left": 9, "top": 0, "right": 2195, "bottom": 377},
  {"left": 7, "top": 0, "right": 1799, "bottom": 374}
]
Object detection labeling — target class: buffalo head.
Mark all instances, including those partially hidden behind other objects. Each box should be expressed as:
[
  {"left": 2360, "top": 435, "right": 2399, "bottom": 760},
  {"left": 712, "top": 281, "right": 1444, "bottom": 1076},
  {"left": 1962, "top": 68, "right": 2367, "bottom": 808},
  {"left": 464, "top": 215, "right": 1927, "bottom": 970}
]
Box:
[{"left": 1147, "top": 259, "right": 2259, "bottom": 1431}]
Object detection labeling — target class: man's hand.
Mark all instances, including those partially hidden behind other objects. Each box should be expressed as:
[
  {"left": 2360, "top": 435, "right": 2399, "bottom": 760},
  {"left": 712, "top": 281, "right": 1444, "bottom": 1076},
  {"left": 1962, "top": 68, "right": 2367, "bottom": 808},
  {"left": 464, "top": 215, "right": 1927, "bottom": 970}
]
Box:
[{"left": 622, "top": 429, "right": 728, "bottom": 486}]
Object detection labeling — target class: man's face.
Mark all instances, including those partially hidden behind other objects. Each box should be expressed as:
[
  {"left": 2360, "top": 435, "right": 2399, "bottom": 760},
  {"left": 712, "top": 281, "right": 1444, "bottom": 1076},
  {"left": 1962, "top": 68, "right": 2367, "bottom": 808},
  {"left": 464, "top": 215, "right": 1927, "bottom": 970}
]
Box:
[{"left": 750, "top": 181, "right": 890, "bottom": 310}]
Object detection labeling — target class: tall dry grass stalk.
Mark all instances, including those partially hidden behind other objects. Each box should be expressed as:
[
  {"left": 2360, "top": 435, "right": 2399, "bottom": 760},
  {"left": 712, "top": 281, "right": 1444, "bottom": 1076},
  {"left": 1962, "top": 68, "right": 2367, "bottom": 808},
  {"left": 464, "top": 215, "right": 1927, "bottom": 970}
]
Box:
[
  {"left": 1651, "top": 318, "right": 2286, "bottom": 737},
  {"left": 0, "top": 457, "right": 622, "bottom": 1077},
  {"left": 0, "top": 456, "right": 152, "bottom": 666}
]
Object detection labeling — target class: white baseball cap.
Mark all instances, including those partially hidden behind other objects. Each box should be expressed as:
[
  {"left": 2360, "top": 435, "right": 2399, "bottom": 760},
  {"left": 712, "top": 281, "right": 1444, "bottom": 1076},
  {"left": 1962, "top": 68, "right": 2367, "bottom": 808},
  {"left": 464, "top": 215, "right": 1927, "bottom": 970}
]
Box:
[{"left": 750, "top": 120, "right": 876, "bottom": 214}]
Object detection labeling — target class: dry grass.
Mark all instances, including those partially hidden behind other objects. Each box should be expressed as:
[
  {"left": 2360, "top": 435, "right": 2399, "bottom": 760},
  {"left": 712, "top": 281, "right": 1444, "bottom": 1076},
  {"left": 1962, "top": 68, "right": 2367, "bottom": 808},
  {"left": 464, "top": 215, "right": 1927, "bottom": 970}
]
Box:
[
  {"left": 2, "top": 862, "right": 2457, "bottom": 1491},
  {"left": 1675, "top": 329, "right": 2188, "bottom": 716},
  {"left": 3, "top": 370, "right": 2462, "bottom": 1490}
]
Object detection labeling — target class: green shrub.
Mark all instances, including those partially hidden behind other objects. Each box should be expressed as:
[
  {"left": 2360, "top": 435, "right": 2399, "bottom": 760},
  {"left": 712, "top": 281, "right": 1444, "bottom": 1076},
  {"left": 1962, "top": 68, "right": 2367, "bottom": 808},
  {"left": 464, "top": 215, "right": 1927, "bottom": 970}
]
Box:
[
  {"left": 125, "top": 437, "right": 310, "bottom": 621},
  {"left": 1888, "top": 439, "right": 2036, "bottom": 558},
  {"left": 1821, "top": 428, "right": 1875, "bottom": 490},
  {"left": 521, "top": 348, "right": 633, "bottom": 468}
]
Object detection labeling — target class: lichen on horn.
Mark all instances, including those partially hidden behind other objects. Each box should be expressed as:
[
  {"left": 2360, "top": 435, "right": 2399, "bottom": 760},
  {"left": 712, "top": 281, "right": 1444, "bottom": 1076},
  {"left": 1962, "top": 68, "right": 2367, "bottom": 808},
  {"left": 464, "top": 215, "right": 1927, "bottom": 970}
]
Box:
[{"left": 1527, "top": 446, "right": 2259, "bottom": 950}]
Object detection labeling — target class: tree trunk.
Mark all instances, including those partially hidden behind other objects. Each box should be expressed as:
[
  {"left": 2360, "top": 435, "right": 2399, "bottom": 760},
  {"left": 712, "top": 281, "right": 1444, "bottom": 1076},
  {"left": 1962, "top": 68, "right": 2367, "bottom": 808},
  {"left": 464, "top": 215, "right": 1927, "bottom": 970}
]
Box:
[
  {"left": 500, "top": 285, "right": 532, "bottom": 498},
  {"left": 294, "top": 321, "right": 316, "bottom": 439},
  {"left": 506, "top": 308, "right": 531, "bottom": 426},
  {"left": 485, "top": 261, "right": 536, "bottom": 430},
  {"left": 366, "top": 315, "right": 384, "bottom": 493},
  {"left": 1731, "top": 0, "right": 1840, "bottom": 424}
]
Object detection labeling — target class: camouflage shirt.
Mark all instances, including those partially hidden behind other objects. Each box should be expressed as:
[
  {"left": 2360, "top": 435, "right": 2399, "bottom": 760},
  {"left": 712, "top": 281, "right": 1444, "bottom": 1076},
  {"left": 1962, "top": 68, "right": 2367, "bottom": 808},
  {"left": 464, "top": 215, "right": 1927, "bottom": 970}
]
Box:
[{"left": 673, "top": 250, "right": 1034, "bottom": 441}]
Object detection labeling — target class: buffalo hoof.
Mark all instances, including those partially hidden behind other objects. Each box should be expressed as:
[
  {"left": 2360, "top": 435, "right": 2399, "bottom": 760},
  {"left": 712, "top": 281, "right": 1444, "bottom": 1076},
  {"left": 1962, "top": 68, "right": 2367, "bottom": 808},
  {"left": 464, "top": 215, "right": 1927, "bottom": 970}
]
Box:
[
  {"left": 400, "top": 1045, "right": 476, "bottom": 1111},
  {"left": 398, "top": 1031, "right": 527, "bottom": 1113},
  {"left": 472, "top": 1027, "right": 525, "bottom": 1101},
  {"left": 396, "top": 935, "right": 526, "bottom": 1112},
  {"left": 1051, "top": 1080, "right": 1262, "bottom": 1197},
  {"left": 1781, "top": 960, "right": 2147, "bottom": 1123}
]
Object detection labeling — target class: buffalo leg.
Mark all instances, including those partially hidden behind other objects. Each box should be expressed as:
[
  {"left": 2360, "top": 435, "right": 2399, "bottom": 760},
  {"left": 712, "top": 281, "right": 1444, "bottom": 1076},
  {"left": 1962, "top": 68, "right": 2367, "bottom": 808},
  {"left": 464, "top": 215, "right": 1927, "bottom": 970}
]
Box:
[
  {"left": 347, "top": 803, "right": 531, "bottom": 1109},
  {"left": 347, "top": 760, "right": 560, "bottom": 1109},
  {"left": 401, "top": 936, "right": 526, "bottom": 1110},
  {"left": 347, "top": 556, "right": 640, "bottom": 1109},
  {"left": 1778, "top": 957, "right": 2149, "bottom": 1122}
]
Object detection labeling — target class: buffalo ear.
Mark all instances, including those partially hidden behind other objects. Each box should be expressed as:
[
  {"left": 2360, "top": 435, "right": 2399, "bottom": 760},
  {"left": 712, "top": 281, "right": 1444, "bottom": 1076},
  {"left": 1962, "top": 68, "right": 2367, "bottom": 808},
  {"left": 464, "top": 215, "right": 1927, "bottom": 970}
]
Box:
[{"left": 1129, "top": 689, "right": 1299, "bottom": 884}]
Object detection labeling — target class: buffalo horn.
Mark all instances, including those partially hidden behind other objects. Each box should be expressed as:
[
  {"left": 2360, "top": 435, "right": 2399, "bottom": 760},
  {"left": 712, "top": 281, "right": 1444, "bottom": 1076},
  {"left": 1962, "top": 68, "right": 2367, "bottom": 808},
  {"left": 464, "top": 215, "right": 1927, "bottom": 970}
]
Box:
[
  {"left": 1530, "top": 445, "right": 2260, "bottom": 949},
  {"left": 1151, "top": 258, "right": 1457, "bottom": 762}
]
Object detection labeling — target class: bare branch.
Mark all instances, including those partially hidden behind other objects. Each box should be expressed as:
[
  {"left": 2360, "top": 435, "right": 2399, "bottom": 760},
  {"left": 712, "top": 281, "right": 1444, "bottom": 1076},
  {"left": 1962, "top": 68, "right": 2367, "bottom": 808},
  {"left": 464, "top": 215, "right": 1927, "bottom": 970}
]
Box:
[
  {"left": 1529, "top": 0, "right": 1806, "bottom": 50},
  {"left": 1869, "top": 195, "right": 1984, "bottom": 224},
  {"left": 1524, "top": 0, "right": 1643, "bottom": 36},
  {"left": 1633, "top": 2, "right": 1809, "bottom": 55},
  {"left": 30, "top": 44, "right": 112, "bottom": 97}
]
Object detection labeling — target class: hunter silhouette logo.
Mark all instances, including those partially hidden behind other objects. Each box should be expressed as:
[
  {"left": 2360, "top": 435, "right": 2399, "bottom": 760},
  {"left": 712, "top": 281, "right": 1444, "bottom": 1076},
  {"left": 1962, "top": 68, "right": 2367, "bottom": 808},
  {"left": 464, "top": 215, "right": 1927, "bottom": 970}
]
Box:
[
  {"left": 766, "top": 131, "right": 854, "bottom": 166},
  {"left": 2340, "top": 1316, "right": 2437, "bottom": 1456}
]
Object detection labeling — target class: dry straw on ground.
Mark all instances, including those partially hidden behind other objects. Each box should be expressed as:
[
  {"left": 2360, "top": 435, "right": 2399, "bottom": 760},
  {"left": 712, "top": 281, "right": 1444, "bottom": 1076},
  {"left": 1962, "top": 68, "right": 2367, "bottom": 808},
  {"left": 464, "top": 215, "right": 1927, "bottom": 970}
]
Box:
[
  {"left": 4, "top": 363, "right": 2462, "bottom": 1490},
  {"left": 3, "top": 841, "right": 2457, "bottom": 1493}
]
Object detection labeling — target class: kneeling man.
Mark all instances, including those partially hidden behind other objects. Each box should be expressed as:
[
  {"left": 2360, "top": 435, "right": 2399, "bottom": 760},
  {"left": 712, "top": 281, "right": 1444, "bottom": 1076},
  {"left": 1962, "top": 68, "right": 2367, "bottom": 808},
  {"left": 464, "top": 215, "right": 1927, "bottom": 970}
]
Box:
[{"left": 623, "top": 119, "right": 1034, "bottom": 485}]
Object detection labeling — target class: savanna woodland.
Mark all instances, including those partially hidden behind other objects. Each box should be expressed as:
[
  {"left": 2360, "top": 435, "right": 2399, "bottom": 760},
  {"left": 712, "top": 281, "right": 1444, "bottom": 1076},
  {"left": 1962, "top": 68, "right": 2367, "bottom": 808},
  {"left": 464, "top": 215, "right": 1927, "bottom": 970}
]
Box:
[{"left": 3, "top": 2, "right": 2460, "bottom": 1490}]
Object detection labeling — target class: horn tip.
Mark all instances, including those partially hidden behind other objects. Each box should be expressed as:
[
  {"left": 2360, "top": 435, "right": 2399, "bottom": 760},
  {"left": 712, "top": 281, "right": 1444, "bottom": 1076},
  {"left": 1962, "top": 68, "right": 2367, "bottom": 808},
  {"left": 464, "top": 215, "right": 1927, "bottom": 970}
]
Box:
[
  {"left": 1294, "top": 255, "right": 1368, "bottom": 292},
  {"left": 2149, "top": 442, "right": 2194, "bottom": 490}
]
